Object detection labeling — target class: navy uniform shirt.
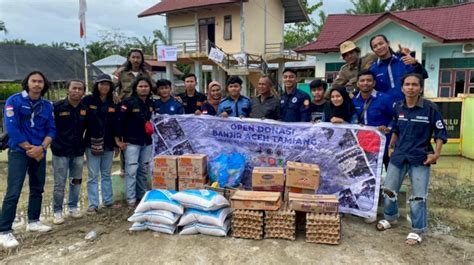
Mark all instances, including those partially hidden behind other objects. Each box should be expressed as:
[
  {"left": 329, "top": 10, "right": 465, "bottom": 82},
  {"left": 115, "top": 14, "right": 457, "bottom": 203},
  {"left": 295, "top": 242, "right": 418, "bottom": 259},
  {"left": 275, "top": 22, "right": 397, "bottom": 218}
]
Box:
[
  {"left": 280, "top": 88, "right": 311, "bottom": 122},
  {"left": 51, "top": 98, "right": 88, "bottom": 157},
  {"left": 390, "top": 97, "right": 447, "bottom": 168},
  {"left": 217, "top": 95, "right": 252, "bottom": 117},
  {"left": 250, "top": 95, "right": 280, "bottom": 120},
  {"left": 153, "top": 97, "right": 184, "bottom": 115},
  {"left": 4, "top": 91, "right": 56, "bottom": 153},
  {"left": 82, "top": 94, "right": 119, "bottom": 151},
  {"left": 117, "top": 96, "right": 154, "bottom": 146},
  {"left": 178, "top": 90, "right": 207, "bottom": 114}
]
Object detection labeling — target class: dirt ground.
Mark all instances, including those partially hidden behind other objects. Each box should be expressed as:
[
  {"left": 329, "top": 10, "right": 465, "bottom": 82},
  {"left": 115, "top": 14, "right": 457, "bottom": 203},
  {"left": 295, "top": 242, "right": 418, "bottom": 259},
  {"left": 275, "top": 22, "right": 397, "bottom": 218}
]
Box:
[{"left": 0, "top": 157, "right": 473, "bottom": 264}]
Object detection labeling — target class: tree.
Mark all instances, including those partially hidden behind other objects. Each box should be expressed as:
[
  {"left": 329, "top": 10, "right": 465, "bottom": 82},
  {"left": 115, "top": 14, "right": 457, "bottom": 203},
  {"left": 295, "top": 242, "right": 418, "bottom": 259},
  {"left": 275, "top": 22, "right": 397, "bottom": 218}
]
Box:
[
  {"left": 390, "top": 0, "right": 469, "bottom": 10},
  {"left": 153, "top": 29, "right": 168, "bottom": 45},
  {"left": 86, "top": 41, "right": 113, "bottom": 63},
  {"left": 346, "top": 0, "right": 390, "bottom": 14},
  {"left": 283, "top": 0, "right": 325, "bottom": 49},
  {"left": 131, "top": 36, "right": 157, "bottom": 56},
  {"left": 0, "top": 20, "right": 7, "bottom": 33}
]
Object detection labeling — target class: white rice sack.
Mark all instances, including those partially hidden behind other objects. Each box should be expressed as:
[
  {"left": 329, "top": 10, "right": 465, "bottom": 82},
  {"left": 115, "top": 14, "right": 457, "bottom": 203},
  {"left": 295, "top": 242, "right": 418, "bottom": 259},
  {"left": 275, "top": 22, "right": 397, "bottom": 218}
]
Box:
[
  {"left": 129, "top": 222, "right": 147, "bottom": 231},
  {"left": 135, "top": 189, "right": 183, "bottom": 214},
  {"left": 147, "top": 222, "right": 176, "bottom": 235},
  {"left": 145, "top": 210, "right": 181, "bottom": 225},
  {"left": 171, "top": 189, "right": 229, "bottom": 211},
  {"left": 179, "top": 219, "right": 230, "bottom": 237},
  {"left": 128, "top": 212, "right": 146, "bottom": 223},
  {"left": 178, "top": 207, "right": 232, "bottom": 227}
]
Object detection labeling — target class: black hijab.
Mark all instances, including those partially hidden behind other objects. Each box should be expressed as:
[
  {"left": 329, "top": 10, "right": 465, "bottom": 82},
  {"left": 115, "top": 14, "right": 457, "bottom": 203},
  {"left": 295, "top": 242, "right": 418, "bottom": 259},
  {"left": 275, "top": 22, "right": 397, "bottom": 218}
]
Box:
[{"left": 324, "top": 87, "right": 355, "bottom": 123}]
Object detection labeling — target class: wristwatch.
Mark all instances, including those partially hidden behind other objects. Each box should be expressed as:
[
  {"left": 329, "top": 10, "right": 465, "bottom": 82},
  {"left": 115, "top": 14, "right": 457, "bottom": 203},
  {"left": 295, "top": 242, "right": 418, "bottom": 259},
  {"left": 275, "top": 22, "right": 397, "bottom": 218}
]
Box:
[{"left": 41, "top": 143, "right": 48, "bottom": 151}]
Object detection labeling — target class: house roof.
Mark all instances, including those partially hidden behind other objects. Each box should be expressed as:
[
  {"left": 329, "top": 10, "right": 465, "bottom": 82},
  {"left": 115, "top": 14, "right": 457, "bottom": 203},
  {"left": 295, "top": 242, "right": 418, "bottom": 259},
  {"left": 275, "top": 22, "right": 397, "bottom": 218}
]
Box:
[
  {"left": 92, "top": 54, "right": 127, "bottom": 67},
  {"left": 0, "top": 44, "right": 102, "bottom": 82},
  {"left": 138, "top": 0, "right": 308, "bottom": 23},
  {"left": 296, "top": 2, "right": 474, "bottom": 53}
]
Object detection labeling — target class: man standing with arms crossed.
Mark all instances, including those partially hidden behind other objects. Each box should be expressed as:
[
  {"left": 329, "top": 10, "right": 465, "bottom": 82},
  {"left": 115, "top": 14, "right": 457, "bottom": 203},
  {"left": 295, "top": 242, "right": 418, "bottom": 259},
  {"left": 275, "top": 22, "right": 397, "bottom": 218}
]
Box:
[{"left": 0, "top": 71, "right": 56, "bottom": 248}]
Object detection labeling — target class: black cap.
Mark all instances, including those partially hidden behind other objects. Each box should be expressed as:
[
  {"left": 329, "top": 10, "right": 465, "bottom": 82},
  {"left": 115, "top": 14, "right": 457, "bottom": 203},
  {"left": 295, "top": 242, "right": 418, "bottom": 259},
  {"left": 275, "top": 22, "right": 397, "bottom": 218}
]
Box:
[{"left": 94, "top": 73, "right": 113, "bottom": 84}]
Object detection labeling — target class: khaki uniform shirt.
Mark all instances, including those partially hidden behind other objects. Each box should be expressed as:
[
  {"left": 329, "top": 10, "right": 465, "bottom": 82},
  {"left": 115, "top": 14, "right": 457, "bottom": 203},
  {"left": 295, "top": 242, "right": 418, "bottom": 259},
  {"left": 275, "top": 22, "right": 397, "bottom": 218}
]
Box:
[
  {"left": 114, "top": 68, "right": 154, "bottom": 99},
  {"left": 332, "top": 53, "right": 377, "bottom": 92}
]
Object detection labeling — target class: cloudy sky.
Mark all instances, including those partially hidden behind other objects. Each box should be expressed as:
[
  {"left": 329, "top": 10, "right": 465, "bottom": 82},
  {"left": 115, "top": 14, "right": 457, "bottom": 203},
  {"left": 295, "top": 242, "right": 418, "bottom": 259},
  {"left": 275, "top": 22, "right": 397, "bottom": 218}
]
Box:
[{"left": 0, "top": 0, "right": 348, "bottom": 45}]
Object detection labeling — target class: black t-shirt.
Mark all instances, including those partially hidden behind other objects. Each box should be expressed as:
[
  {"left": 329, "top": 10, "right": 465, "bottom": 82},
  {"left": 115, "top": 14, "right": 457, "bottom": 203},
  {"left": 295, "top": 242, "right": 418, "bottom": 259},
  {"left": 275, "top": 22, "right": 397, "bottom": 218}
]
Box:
[
  {"left": 310, "top": 101, "right": 328, "bottom": 122},
  {"left": 178, "top": 90, "right": 207, "bottom": 114}
]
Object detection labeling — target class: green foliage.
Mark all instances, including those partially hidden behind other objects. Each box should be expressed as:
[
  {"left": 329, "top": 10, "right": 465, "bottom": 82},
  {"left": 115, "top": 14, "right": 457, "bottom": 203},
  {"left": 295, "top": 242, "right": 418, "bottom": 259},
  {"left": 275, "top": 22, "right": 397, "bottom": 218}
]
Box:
[
  {"left": 283, "top": 0, "right": 325, "bottom": 49},
  {"left": 390, "top": 0, "right": 469, "bottom": 10},
  {"left": 0, "top": 20, "right": 7, "bottom": 33},
  {"left": 346, "top": 0, "right": 390, "bottom": 14},
  {"left": 0, "top": 83, "right": 22, "bottom": 100}
]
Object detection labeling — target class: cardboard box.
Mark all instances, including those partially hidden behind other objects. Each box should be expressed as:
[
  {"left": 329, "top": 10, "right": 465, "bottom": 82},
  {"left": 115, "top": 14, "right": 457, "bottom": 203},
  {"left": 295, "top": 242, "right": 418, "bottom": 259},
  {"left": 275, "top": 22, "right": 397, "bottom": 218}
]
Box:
[
  {"left": 286, "top": 161, "right": 320, "bottom": 190},
  {"left": 152, "top": 175, "right": 178, "bottom": 190},
  {"left": 231, "top": 190, "right": 281, "bottom": 211},
  {"left": 153, "top": 155, "right": 178, "bottom": 178},
  {"left": 178, "top": 154, "right": 208, "bottom": 179},
  {"left": 284, "top": 186, "right": 315, "bottom": 202},
  {"left": 178, "top": 177, "right": 207, "bottom": 191},
  {"left": 288, "top": 193, "right": 339, "bottom": 213},
  {"left": 252, "top": 167, "right": 285, "bottom": 192}
]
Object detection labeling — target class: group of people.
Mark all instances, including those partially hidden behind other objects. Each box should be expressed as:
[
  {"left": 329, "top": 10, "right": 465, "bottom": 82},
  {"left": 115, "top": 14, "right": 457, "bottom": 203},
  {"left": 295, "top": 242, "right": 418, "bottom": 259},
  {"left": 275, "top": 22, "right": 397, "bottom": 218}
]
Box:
[{"left": 0, "top": 34, "right": 447, "bottom": 248}]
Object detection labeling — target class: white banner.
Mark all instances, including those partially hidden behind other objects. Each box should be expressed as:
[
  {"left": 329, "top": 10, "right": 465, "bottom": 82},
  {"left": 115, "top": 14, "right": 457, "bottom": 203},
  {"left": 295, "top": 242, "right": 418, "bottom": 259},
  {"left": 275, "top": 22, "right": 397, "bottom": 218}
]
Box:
[
  {"left": 157, "top": 45, "right": 178, "bottom": 62},
  {"left": 208, "top": 47, "right": 225, "bottom": 63}
]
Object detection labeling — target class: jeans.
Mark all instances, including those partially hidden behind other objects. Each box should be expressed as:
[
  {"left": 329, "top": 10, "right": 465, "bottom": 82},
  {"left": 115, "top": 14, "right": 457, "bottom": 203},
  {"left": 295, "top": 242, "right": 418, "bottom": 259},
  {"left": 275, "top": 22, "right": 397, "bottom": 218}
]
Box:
[
  {"left": 0, "top": 149, "right": 46, "bottom": 233},
  {"left": 85, "top": 148, "right": 114, "bottom": 209},
  {"left": 383, "top": 162, "right": 430, "bottom": 234},
  {"left": 124, "top": 144, "right": 152, "bottom": 204},
  {"left": 52, "top": 155, "right": 84, "bottom": 213}
]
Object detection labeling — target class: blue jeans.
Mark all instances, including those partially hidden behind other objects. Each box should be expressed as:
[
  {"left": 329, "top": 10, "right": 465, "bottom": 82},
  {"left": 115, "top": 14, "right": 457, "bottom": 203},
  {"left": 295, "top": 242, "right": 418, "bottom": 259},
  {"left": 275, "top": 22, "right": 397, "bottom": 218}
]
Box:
[
  {"left": 124, "top": 144, "right": 152, "bottom": 204},
  {"left": 52, "top": 155, "right": 84, "bottom": 213},
  {"left": 383, "top": 162, "right": 430, "bottom": 234},
  {"left": 85, "top": 148, "right": 114, "bottom": 209},
  {"left": 0, "top": 149, "right": 46, "bottom": 233}
]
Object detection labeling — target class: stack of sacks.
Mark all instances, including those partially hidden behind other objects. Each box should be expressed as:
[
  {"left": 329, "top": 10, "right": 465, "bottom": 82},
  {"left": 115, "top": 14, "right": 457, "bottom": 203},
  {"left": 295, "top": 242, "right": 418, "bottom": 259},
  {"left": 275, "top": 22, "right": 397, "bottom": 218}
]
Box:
[
  {"left": 128, "top": 189, "right": 184, "bottom": 234},
  {"left": 171, "top": 189, "right": 231, "bottom": 237}
]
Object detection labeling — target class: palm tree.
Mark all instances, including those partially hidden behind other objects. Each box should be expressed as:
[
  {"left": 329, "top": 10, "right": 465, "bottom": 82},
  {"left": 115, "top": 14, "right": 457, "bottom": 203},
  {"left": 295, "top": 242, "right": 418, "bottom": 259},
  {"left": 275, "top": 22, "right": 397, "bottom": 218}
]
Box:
[
  {"left": 131, "top": 36, "right": 157, "bottom": 56},
  {"left": 346, "top": 0, "right": 390, "bottom": 14},
  {"left": 0, "top": 20, "right": 7, "bottom": 33},
  {"left": 87, "top": 41, "right": 113, "bottom": 63}
]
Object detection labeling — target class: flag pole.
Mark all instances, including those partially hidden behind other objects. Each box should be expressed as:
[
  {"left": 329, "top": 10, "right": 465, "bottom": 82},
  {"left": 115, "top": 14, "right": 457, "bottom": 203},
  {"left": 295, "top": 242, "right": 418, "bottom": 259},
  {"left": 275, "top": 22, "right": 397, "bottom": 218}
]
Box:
[
  {"left": 83, "top": 15, "right": 89, "bottom": 93},
  {"left": 79, "top": 0, "right": 89, "bottom": 93}
]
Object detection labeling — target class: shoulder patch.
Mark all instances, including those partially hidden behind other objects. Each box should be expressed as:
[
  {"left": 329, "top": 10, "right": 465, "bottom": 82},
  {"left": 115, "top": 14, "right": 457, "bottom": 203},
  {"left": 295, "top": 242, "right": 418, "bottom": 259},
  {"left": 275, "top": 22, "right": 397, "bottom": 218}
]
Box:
[
  {"left": 436, "top": 120, "right": 444, "bottom": 129},
  {"left": 89, "top": 105, "right": 97, "bottom": 110},
  {"left": 108, "top": 107, "right": 116, "bottom": 113}
]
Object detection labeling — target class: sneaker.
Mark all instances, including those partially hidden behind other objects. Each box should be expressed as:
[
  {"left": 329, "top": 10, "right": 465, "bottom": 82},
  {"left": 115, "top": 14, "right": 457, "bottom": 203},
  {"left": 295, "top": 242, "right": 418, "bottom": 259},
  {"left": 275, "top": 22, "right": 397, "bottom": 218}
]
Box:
[
  {"left": 26, "top": 221, "right": 52, "bottom": 233},
  {"left": 0, "top": 233, "right": 19, "bottom": 249},
  {"left": 53, "top": 212, "right": 65, "bottom": 225},
  {"left": 69, "top": 208, "right": 83, "bottom": 219},
  {"left": 87, "top": 207, "right": 98, "bottom": 215}
]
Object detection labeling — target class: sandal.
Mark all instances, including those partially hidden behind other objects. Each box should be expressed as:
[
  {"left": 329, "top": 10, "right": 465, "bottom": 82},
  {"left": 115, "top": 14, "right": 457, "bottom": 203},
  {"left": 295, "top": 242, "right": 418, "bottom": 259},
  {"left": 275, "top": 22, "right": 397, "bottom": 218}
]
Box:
[
  {"left": 406, "top": 233, "right": 422, "bottom": 245},
  {"left": 376, "top": 219, "right": 397, "bottom": 231}
]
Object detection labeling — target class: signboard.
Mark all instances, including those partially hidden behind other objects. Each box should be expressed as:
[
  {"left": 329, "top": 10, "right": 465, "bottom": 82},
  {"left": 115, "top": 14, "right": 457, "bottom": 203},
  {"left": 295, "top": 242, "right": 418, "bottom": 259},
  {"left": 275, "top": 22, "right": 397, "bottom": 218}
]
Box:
[
  {"left": 157, "top": 45, "right": 178, "bottom": 62},
  {"left": 434, "top": 100, "right": 462, "bottom": 139},
  {"left": 152, "top": 115, "right": 385, "bottom": 219},
  {"left": 208, "top": 47, "right": 225, "bottom": 63}
]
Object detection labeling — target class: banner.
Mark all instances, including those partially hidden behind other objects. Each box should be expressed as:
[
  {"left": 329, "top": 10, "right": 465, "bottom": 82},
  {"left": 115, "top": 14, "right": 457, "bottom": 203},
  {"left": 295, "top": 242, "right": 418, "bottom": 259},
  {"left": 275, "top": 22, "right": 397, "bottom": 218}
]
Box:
[
  {"left": 157, "top": 45, "right": 178, "bottom": 62},
  {"left": 152, "top": 115, "right": 385, "bottom": 219},
  {"left": 208, "top": 47, "right": 225, "bottom": 63}
]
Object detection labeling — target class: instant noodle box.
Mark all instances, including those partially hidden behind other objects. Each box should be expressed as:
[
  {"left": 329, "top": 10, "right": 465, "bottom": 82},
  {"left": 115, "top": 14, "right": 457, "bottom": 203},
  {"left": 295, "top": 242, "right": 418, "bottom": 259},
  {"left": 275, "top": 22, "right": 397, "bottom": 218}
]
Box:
[
  {"left": 178, "top": 154, "right": 208, "bottom": 179},
  {"left": 231, "top": 190, "right": 281, "bottom": 211},
  {"left": 252, "top": 167, "right": 285, "bottom": 192},
  {"left": 152, "top": 175, "right": 178, "bottom": 190},
  {"left": 284, "top": 186, "right": 315, "bottom": 202},
  {"left": 288, "top": 193, "right": 339, "bottom": 213},
  {"left": 153, "top": 155, "right": 178, "bottom": 178},
  {"left": 179, "top": 178, "right": 207, "bottom": 191},
  {"left": 286, "top": 161, "right": 320, "bottom": 190}
]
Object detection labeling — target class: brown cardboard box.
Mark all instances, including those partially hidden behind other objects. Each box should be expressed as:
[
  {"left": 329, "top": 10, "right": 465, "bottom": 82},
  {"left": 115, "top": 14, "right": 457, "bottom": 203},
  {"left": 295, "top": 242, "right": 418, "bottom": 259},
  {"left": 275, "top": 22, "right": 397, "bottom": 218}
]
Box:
[
  {"left": 252, "top": 167, "right": 285, "bottom": 192},
  {"left": 286, "top": 161, "right": 320, "bottom": 190},
  {"left": 284, "top": 186, "right": 315, "bottom": 202},
  {"left": 231, "top": 190, "right": 281, "bottom": 211},
  {"left": 152, "top": 175, "right": 178, "bottom": 190},
  {"left": 178, "top": 177, "right": 207, "bottom": 191},
  {"left": 288, "top": 193, "right": 339, "bottom": 213},
  {"left": 153, "top": 155, "right": 178, "bottom": 178},
  {"left": 178, "top": 154, "right": 208, "bottom": 179}
]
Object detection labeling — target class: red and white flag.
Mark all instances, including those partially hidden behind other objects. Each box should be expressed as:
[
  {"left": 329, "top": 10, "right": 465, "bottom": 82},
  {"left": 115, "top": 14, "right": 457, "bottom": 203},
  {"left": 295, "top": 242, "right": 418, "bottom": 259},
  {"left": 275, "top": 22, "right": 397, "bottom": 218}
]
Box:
[{"left": 79, "top": 0, "right": 87, "bottom": 39}]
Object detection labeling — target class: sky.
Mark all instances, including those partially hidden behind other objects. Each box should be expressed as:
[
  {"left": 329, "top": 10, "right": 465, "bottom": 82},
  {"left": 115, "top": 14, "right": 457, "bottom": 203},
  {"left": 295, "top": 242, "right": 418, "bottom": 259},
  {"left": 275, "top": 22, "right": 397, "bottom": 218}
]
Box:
[{"left": 0, "top": 0, "right": 348, "bottom": 45}]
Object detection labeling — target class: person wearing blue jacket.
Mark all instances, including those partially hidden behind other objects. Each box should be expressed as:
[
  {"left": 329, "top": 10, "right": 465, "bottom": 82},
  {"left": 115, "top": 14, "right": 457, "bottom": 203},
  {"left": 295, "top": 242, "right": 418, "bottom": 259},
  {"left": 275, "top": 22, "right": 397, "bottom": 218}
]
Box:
[
  {"left": 218, "top": 76, "right": 252, "bottom": 118},
  {"left": 154, "top": 79, "right": 184, "bottom": 115},
  {"left": 369, "top": 34, "right": 427, "bottom": 102},
  {"left": 353, "top": 70, "right": 396, "bottom": 169},
  {"left": 0, "top": 71, "right": 56, "bottom": 249}
]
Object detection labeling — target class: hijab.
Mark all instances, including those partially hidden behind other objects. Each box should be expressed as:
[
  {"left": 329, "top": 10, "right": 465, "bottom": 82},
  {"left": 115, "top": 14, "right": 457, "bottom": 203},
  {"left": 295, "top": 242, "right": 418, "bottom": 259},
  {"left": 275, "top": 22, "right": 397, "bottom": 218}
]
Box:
[{"left": 324, "top": 87, "right": 355, "bottom": 123}]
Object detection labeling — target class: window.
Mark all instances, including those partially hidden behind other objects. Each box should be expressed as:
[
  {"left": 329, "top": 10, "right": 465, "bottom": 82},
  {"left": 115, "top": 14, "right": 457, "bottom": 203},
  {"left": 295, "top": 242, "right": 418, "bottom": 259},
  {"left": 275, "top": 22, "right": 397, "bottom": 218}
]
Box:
[
  {"left": 469, "top": 87, "right": 474, "bottom": 94},
  {"left": 224, "top": 15, "right": 232, "bottom": 40},
  {"left": 439, "top": 87, "right": 451, "bottom": 97},
  {"left": 440, "top": 71, "right": 451, "bottom": 84}
]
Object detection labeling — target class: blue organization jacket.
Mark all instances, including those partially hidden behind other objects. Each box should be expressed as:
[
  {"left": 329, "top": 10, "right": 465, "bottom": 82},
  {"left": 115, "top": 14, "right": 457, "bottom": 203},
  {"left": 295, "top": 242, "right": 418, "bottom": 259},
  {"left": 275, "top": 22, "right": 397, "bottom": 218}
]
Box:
[
  {"left": 153, "top": 97, "right": 184, "bottom": 115},
  {"left": 217, "top": 95, "right": 252, "bottom": 117},
  {"left": 4, "top": 91, "right": 56, "bottom": 153},
  {"left": 370, "top": 54, "right": 426, "bottom": 102},
  {"left": 280, "top": 88, "right": 311, "bottom": 122},
  {"left": 390, "top": 97, "right": 447, "bottom": 168}
]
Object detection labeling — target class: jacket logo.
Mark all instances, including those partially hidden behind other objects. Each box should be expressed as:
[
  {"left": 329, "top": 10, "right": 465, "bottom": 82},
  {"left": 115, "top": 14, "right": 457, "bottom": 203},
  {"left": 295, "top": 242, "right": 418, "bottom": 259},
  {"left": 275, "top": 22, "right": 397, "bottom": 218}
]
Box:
[
  {"left": 132, "top": 108, "right": 140, "bottom": 112},
  {"left": 59, "top": 111, "right": 70, "bottom": 116},
  {"left": 108, "top": 107, "right": 115, "bottom": 113},
  {"left": 80, "top": 110, "right": 86, "bottom": 116},
  {"left": 89, "top": 105, "right": 97, "bottom": 109},
  {"left": 292, "top": 97, "right": 298, "bottom": 103}
]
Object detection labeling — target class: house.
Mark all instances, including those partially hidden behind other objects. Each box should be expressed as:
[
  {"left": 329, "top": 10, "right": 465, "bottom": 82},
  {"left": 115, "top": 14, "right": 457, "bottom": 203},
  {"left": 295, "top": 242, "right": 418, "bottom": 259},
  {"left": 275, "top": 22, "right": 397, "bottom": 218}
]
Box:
[
  {"left": 138, "top": 0, "right": 308, "bottom": 95},
  {"left": 0, "top": 44, "right": 102, "bottom": 83},
  {"left": 296, "top": 2, "right": 474, "bottom": 98}
]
